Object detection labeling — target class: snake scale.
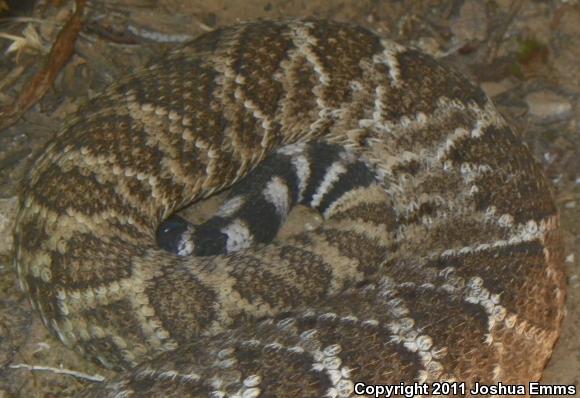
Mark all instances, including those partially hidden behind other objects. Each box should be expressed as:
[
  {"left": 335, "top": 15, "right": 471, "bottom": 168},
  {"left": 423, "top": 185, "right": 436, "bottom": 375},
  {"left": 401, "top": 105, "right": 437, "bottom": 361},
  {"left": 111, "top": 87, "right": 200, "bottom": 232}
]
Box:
[{"left": 13, "top": 19, "right": 565, "bottom": 397}]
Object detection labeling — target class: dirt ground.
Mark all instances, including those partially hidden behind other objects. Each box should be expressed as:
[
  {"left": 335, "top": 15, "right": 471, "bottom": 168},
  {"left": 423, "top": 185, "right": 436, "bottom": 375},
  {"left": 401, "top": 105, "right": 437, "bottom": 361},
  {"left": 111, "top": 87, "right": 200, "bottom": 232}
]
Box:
[{"left": 0, "top": 0, "right": 578, "bottom": 396}]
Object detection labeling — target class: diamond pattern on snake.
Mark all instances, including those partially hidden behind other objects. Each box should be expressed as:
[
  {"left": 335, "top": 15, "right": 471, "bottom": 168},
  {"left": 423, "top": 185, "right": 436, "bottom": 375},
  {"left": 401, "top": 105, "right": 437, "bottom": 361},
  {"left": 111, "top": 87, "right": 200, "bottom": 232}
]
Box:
[{"left": 13, "top": 19, "right": 565, "bottom": 397}]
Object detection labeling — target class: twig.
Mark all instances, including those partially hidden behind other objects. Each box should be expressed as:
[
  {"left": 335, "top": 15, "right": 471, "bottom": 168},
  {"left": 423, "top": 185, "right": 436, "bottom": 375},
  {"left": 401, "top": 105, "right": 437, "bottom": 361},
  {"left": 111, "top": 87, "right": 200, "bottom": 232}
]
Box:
[
  {"left": 484, "top": 0, "right": 524, "bottom": 63},
  {"left": 0, "top": 65, "right": 26, "bottom": 92},
  {"left": 0, "top": 0, "right": 86, "bottom": 131},
  {"left": 0, "top": 17, "right": 63, "bottom": 25},
  {"left": 9, "top": 363, "right": 106, "bottom": 383}
]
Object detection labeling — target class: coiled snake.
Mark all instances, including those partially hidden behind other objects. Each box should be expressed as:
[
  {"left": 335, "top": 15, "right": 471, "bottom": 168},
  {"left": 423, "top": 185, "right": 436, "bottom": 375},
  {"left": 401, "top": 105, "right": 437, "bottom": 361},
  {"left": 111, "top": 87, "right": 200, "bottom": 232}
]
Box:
[{"left": 13, "top": 19, "right": 565, "bottom": 397}]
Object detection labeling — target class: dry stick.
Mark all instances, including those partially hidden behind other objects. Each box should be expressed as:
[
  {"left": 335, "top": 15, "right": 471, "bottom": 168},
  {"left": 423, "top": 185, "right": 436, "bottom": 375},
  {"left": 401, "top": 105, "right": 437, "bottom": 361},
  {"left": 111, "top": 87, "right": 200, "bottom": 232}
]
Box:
[
  {"left": 484, "top": 0, "right": 524, "bottom": 63},
  {"left": 0, "top": 65, "right": 26, "bottom": 94},
  {"left": 9, "top": 363, "right": 106, "bottom": 383},
  {"left": 0, "top": 0, "right": 86, "bottom": 131}
]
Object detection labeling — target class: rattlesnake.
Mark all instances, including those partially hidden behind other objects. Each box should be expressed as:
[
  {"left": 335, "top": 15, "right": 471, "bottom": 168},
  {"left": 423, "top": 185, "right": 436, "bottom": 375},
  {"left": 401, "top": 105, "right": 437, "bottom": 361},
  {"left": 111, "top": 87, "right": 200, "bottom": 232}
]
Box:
[{"left": 13, "top": 19, "right": 565, "bottom": 397}]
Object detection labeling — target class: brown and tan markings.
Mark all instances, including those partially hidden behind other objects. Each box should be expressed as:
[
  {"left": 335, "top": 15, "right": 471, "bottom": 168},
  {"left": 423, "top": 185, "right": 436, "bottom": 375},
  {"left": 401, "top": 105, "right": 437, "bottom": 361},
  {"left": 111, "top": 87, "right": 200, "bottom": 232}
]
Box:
[{"left": 13, "top": 19, "right": 564, "bottom": 397}]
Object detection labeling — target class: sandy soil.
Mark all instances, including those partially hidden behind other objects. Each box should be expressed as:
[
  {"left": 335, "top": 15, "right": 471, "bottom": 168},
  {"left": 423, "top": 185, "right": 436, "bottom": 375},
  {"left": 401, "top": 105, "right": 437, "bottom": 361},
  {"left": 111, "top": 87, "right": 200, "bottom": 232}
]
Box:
[{"left": 0, "top": 0, "right": 578, "bottom": 396}]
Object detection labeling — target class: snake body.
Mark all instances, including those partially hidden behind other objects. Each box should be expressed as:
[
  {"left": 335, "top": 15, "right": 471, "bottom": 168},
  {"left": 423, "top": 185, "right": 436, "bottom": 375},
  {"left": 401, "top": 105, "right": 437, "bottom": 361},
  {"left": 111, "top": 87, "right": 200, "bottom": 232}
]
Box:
[{"left": 13, "top": 20, "right": 565, "bottom": 396}]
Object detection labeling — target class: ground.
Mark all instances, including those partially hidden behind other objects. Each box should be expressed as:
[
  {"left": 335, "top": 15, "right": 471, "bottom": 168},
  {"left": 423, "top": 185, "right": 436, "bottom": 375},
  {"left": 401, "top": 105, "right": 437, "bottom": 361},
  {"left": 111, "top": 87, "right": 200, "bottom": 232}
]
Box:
[{"left": 0, "top": 0, "right": 578, "bottom": 396}]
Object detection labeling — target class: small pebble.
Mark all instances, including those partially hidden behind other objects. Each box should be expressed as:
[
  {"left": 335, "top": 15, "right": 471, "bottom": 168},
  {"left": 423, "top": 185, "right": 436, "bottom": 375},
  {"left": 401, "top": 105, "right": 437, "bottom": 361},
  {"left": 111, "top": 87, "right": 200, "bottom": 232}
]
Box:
[{"left": 525, "top": 91, "right": 573, "bottom": 123}]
